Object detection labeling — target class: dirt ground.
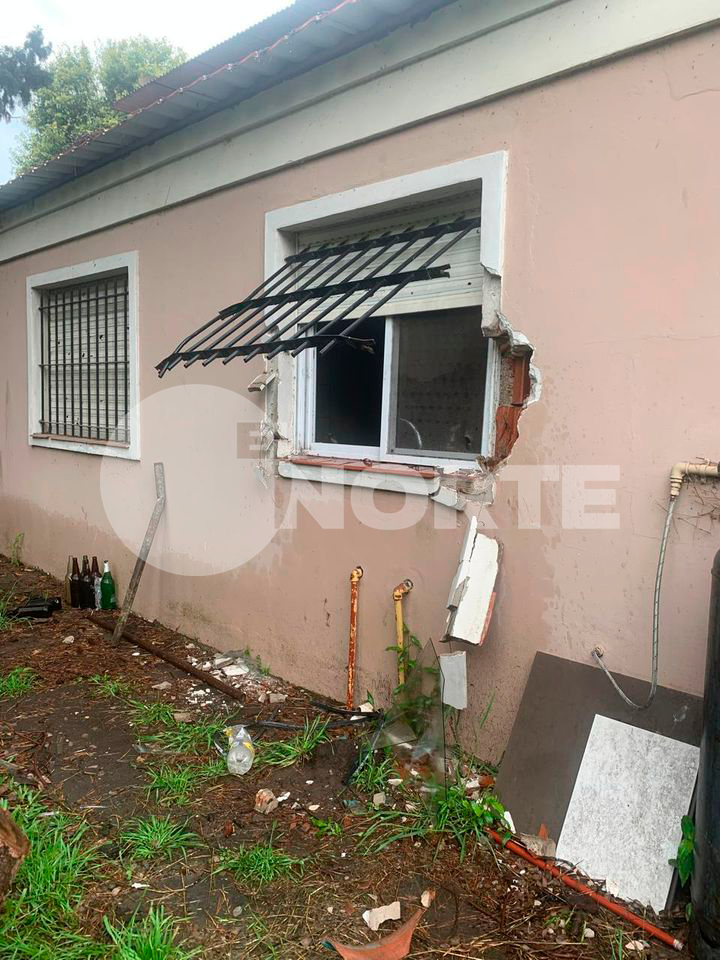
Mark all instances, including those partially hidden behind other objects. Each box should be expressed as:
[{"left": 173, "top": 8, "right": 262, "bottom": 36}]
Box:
[{"left": 0, "top": 556, "right": 689, "bottom": 959}]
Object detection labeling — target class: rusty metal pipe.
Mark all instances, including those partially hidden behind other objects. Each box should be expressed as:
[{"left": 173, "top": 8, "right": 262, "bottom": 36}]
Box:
[
  {"left": 392, "top": 579, "right": 414, "bottom": 686},
  {"left": 346, "top": 567, "right": 363, "bottom": 709}
]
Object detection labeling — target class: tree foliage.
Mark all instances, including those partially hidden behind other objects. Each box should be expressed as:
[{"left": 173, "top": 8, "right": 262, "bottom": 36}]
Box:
[
  {"left": 12, "top": 36, "right": 185, "bottom": 175},
  {"left": 0, "top": 28, "right": 52, "bottom": 121}
]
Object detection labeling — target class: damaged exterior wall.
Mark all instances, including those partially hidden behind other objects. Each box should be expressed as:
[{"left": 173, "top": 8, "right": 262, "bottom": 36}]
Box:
[{"left": 1, "top": 22, "right": 720, "bottom": 757}]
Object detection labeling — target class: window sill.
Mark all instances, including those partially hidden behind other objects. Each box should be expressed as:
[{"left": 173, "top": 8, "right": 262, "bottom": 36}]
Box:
[
  {"left": 30, "top": 434, "right": 138, "bottom": 460},
  {"left": 278, "top": 455, "right": 441, "bottom": 496}
]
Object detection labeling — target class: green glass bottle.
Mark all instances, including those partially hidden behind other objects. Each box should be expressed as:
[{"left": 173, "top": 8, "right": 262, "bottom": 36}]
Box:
[{"left": 100, "top": 561, "right": 117, "bottom": 610}]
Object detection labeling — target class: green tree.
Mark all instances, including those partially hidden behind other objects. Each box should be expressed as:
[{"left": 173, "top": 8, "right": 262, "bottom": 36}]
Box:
[
  {"left": 98, "top": 37, "right": 184, "bottom": 103},
  {"left": 0, "top": 28, "right": 52, "bottom": 121},
  {"left": 12, "top": 36, "right": 185, "bottom": 175}
]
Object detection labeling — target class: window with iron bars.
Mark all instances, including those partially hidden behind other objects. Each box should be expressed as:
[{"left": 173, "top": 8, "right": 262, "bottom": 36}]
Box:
[{"left": 38, "top": 273, "right": 130, "bottom": 443}]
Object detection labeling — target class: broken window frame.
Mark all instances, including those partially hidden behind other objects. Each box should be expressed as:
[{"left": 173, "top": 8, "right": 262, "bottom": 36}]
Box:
[{"left": 298, "top": 310, "right": 497, "bottom": 467}]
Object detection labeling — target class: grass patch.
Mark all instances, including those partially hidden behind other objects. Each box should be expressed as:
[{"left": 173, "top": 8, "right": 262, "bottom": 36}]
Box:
[
  {"left": 0, "top": 783, "right": 105, "bottom": 959},
  {"left": 87, "top": 674, "right": 135, "bottom": 699},
  {"left": 361, "top": 780, "right": 508, "bottom": 859},
  {"left": 216, "top": 841, "right": 305, "bottom": 886},
  {"left": 310, "top": 816, "right": 342, "bottom": 838},
  {"left": 0, "top": 666, "right": 36, "bottom": 698},
  {"left": 104, "top": 905, "right": 199, "bottom": 960},
  {"left": 119, "top": 815, "right": 201, "bottom": 861},
  {"left": 146, "top": 757, "right": 226, "bottom": 806},
  {"left": 141, "top": 715, "right": 228, "bottom": 755},
  {"left": 129, "top": 699, "right": 177, "bottom": 729},
  {"left": 256, "top": 717, "right": 329, "bottom": 769},
  {"left": 352, "top": 748, "right": 397, "bottom": 795}
]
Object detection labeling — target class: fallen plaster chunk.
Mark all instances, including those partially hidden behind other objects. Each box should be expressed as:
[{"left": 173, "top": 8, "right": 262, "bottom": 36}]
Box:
[
  {"left": 430, "top": 485, "right": 467, "bottom": 512},
  {"left": 152, "top": 681, "right": 172, "bottom": 691},
  {"left": 388, "top": 778, "right": 403, "bottom": 787},
  {"left": 213, "top": 656, "right": 233, "bottom": 667},
  {"left": 358, "top": 701, "right": 374, "bottom": 713},
  {"left": 222, "top": 664, "right": 250, "bottom": 678},
  {"left": 362, "top": 901, "right": 401, "bottom": 931},
  {"left": 439, "top": 652, "right": 467, "bottom": 710},
  {"left": 268, "top": 692, "right": 287, "bottom": 704},
  {"left": 372, "top": 792, "right": 386, "bottom": 807},
  {"left": 445, "top": 515, "right": 499, "bottom": 645},
  {"left": 173, "top": 712, "right": 193, "bottom": 723}
]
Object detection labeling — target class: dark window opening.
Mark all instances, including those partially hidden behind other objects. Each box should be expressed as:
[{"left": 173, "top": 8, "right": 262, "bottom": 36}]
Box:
[{"left": 314, "top": 315, "right": 385, "bottom": 446}]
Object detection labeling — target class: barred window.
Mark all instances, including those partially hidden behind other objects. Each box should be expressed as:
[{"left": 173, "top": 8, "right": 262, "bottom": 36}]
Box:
[{"left": 38, "top": 273, "right": 130, "bottom": 443}]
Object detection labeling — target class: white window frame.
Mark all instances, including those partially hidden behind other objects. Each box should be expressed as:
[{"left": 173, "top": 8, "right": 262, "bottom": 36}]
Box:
[
  {"left": 299, "top": 314, "right": 497, "bottom": 469},
  {"left": 26, "top": 251, "right": 140, "bottom": 460},
  {"left": 265, "top": 152, "right": 506, "bottom": 476}
]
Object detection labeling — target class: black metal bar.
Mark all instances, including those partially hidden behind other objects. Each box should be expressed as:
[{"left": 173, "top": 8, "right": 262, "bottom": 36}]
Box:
[
  {"left": 104, "top": 281, "right": 109, "bottom": 441},
  {"left": 285, "top": 216, "right": 480, "bottom": 264},
  {"left": 291, "top": 222, "right": 465, "bottom": 362},
  {"left": 245, "top": 215, "right": 469, "bottom": 363},
  {"left": 70, "top": 286, "right": 76, "bottom": 437},
  {"left": 171, "top": 242, "right": 322, "bottom": 372},
  {"left": 165, "top": 335, "right": 376, "bottom": 363},
  {"left": 187, "top": 236, "right": 360, "bottom": 369},
  {"left": 60, "top": 287, "right": 67, "bottom": 435},
  {"left": 53, "top": 290, "right": 59, "bottom": 435},
  {"left": 155, "top": 217, "right": 480, "bottom": 374},
  {"left": 77, "top": 287, "right": 83, "bottom": 440},
  {"left": 39, "top": 291, "right": 46, "bottom": 432},
  {"left": 93, "top": 282, "right": 99, "bottom": 441},
  {"left": 206, "top": 222, "right": 451, "bottom": 366},
  {"left": 113, "top": 279, "right": 119, "bottom": 441},
  {"left": 232, "top": 220, "right": 455, "bottom": 365},
  {"left": 89, "top": 283, "right": 95, "bottom": 440},
  {"left": 318, "top": 221, "right": 477, "bottom": 355},
  {"left": 250, "top": 224, "right": 425, "bottom": 363},
  {"left": 278, "top": 219, "right": 461, "bottom": 361},
  {"left": 124, "top": 279, "right": 129, "bottom": 444}
]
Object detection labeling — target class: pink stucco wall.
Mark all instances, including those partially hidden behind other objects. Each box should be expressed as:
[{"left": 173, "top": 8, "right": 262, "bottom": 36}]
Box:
[{"left": 2, "top": 29, "right": 719, "bottom": 758}]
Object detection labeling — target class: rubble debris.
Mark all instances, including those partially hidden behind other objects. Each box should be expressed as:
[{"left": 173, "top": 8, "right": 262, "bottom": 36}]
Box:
[
  {"left": 268, "top": 692, "right": 287, "bottom": 704},
  {"left": 328, "top": 892, "right": 435, "bottom": 960},
  {"left": 172, "top": 712, "right": 193, "bottom": 723},
  {"left": 222, "top": 664, "right": 250, "bottom": 678},
  {"left": 519, "top": 832, "right": 556, "bottom": 858},
  {"left": 372, "top": 792, "right": 386, "bottom": 807},
  {"left": 255, "top": 788, "right": 279, "bottom": 814},
  {"left": 151, "top": 681, "right": 172, "bottom": 690},
  {"left": 362, "top": 901, "right": 401, "bottom": 931}
]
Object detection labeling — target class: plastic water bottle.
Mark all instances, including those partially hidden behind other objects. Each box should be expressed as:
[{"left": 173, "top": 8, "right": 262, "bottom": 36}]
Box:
[{"left": 225, "top": 725, "right": 255, "bottom": 775}]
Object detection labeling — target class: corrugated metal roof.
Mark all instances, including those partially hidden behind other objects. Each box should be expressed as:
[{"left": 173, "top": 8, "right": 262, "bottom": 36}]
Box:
[{"left": 0, "top": 0, "right": 455, "bottom": 213}]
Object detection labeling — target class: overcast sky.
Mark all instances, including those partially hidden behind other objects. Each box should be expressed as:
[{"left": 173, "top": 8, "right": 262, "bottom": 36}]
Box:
[{"left": 0, "top": 0, "right": 291, "bottom": 183}]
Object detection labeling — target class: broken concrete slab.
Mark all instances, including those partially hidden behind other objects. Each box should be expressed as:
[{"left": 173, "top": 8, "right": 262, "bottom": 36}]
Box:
[
  {"left": 495, "top": 653, "right": 702, "bottom": 845},
  {"left": 222, "top": 663, "right": 250, "bottom": 678},
  {"left": 445, "top": 515, "right": 499, "bottom": 644},
  {"left": 555, "top": 715, "right": 698, "bottom": 911}
]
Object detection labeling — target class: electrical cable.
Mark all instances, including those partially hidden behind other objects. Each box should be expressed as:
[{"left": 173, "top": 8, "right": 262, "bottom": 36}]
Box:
[{"left": 592, "top": 496, "right": 677, "bottom": 710}]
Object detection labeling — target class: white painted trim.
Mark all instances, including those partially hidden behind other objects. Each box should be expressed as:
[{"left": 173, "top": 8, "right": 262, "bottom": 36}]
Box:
[
  {"left": 2, "top": 0, "right": 719, "bottom": 263},
  {"left": 25, "top": 252, "right": 141, "bottom": 461},
  {"left": 278, "top": 461, "right": 440, "bottom": 497},
  {"left": 265, "top": 153, "right": 507, "bottom": 275},
  {"left": 265, "top": 154, "right": 504, "bottom": 472}
]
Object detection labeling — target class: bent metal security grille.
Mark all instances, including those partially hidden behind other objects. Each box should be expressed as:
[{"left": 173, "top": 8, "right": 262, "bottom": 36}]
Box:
[
  {"left": 38, "top": 274, "right": 130, "bottom": 443},
  {"left": 156, "top": 216, "right": 481, "bottom": 376}
]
